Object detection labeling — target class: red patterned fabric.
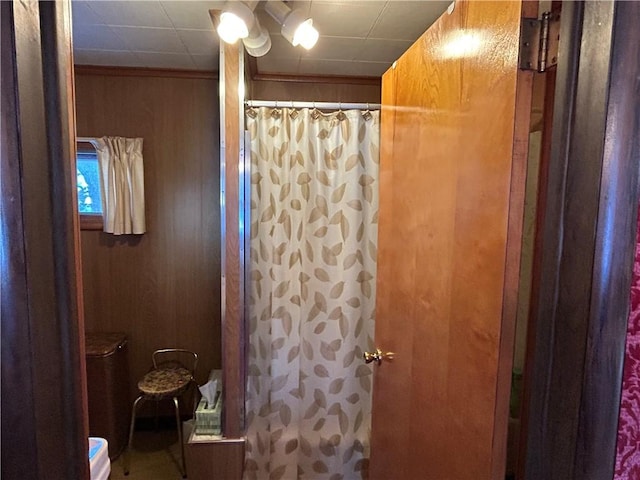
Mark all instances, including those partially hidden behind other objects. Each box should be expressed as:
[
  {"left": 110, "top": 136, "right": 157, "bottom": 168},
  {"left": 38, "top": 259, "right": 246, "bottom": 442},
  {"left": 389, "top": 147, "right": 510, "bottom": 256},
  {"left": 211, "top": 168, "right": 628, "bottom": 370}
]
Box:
[{"left": 615, "top": 207, "right": 640, "bottom": 479}]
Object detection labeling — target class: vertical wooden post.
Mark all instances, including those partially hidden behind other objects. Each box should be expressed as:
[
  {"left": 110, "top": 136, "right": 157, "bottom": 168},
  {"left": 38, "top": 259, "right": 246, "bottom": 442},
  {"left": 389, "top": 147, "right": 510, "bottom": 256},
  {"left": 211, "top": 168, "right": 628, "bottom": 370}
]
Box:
[
  {"left": 221, "top": 40, "right": 245, "bottom": 439},
  {"left": 1, "top": 0, "right": 89, "bottom": 478}
]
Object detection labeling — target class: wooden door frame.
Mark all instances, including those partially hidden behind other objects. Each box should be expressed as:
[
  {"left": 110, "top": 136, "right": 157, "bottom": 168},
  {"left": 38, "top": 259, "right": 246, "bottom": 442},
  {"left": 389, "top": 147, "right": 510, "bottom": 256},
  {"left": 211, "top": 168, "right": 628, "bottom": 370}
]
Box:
[
  {"left": 2, "top": 1, "right": 638, "bottom": 479},
  {"left": 522, "top": 1, "right": 640, "bottom": 479},
  {"left": 1, "top": 1, "right": 89, "bottom": 479}
]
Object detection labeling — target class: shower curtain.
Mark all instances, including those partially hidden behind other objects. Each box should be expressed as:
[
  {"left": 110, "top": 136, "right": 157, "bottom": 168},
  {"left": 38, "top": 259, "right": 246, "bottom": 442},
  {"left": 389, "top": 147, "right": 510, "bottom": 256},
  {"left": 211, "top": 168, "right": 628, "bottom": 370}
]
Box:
[{"left": 245, "top": 107, "right": 380, "bottom": 480}]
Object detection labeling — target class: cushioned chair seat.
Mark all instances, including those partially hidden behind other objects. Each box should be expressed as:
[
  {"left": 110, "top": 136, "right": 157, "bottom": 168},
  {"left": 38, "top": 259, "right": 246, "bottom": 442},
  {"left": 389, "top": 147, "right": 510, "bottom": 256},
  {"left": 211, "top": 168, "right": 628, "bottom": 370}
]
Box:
[
  {"left": 137, "top": 367, "right": 192, "bottom": 398},
  {"left": 124, "top": 349, "right": 198, "bottom": 478}
]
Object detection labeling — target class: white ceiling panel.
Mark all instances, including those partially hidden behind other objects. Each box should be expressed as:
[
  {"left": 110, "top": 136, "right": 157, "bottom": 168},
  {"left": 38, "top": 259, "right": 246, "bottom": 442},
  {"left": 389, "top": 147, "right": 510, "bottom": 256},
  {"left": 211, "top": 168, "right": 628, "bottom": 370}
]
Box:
[
  {"left": 301, "top": 36, "right": 366, "bottom": 61},
  {"left": 358, "top": 38, "right": 412, "bottom": 62},
  {"left": 191, "top": 52, "right": 220, "bottom": 70},
  {"left": 73, "top": 24, "right": 129, "bottom": 51},
  {"left": 71, "top": 0, "right": 449, "bottom": 76},
  {"left": 87, "top": 1, "right": 173, "bottom": 28},
  {"left": 298, "top": 58, "right": 357, "bottom": 75},
  {"left": 368, "top": 0, "right": 449, "bottom": 41},
  {"left": 260, "top": 7, "right": 294, "bottom": 35},
  {"left": 308, "top": 1, "right": 385, "bottom": 38},
  {"left": 285, "top": 1, "right": 313, "bottom": 17},
  {"left": 112, "top": 26, "right": 187, "bottom": 53},
  {"left": 177, "top": 28, "right": 218, "bottom": 55},
  {"left": 264, "top": 33, "right": 301, "bottom": 60},
  {"left": 257, "top": 56, "right": 301, "bottom": 74},
  {"left": 71, "top": 1, "right": 105, "bottom": 26},
  {"left": 161, "top": 1, "right": 225, "bottom": 30},
  {"left": 134, "top": 51, "right": 197, "bottom": 69}
]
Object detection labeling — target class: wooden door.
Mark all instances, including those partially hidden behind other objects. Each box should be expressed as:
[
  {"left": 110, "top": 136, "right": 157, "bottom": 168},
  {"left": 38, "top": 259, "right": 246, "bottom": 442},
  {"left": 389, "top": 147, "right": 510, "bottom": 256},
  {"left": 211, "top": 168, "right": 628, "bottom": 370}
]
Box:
[{"left": 370, "top": 1, "right": 536, "bottom": 478}]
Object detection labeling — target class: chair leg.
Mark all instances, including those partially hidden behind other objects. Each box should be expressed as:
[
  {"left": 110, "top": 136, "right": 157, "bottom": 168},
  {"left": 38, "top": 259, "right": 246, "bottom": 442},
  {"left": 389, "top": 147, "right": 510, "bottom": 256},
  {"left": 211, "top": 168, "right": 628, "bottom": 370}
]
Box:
[
  {"left": 173, "top": 396, "right": 187, "bottom": 478},
  {"left": 154, "top": 398, "right": 160, "bottom": 432},
  {"left": 123, "top": 395, "right": 144, "bottom": 476},
  {"left": 191, "top": 380, "right": 199, "bottom": 417}
]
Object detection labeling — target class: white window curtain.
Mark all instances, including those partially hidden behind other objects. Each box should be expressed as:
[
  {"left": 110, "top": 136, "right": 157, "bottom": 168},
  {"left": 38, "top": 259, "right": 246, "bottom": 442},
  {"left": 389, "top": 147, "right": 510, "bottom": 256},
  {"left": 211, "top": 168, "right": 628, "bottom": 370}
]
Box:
[
  {"left": 245, "top": 107, "right": 380, "bottom": 480},
  {"left": 95, "top": 136, "right": 146, "bottom": 235}
]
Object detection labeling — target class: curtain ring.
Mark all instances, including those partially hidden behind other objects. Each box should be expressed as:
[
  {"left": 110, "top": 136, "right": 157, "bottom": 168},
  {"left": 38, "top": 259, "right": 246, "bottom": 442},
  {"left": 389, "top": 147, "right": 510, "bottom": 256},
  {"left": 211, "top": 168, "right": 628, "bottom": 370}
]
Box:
[
  {"left": 362, "top": 103, "right": 372, "bottom": 122},
  {"left": 311, "top": 101, "right": 320, "bottom": 120},
  {"left": 271, "top": 101, "right": 281, "bottom": 119},
  {"left": 336, "top": 102, "right": 346, "bottom": 121}
]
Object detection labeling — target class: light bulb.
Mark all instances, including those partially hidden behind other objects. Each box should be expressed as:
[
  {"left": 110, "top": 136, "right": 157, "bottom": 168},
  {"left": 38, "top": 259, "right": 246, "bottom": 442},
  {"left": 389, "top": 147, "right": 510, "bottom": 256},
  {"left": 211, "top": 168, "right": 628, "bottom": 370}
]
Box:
[
  {"left": 293, "top": 18, "right": 319, "bottom": 50},
  {"left": 217, "top": 11, "right": 249, "bottom": 44}
]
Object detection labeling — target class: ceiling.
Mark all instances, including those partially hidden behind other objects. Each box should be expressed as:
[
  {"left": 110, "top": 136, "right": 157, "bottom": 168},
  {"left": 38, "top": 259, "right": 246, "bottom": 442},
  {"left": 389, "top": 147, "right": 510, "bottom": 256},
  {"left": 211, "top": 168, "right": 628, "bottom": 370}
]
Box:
[{"left": 71, "top": 0, "right": 451, "bottom": 77}]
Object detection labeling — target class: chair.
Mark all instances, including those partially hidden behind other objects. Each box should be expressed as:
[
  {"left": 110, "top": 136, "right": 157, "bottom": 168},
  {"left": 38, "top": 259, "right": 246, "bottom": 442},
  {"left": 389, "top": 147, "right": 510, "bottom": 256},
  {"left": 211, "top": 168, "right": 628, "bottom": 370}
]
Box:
[{"left": 123, "top": 349, "right": 198, "bottom": 478}]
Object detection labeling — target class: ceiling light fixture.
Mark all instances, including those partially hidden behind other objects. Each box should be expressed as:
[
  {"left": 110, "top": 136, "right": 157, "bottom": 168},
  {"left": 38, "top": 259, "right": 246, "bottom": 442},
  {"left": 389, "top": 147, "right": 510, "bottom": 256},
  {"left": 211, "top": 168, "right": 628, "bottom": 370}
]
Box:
[
  {"left": 264, "top": 0, "right": 319, "bottom": 50},
  {"left": 242, "top": 15, "right": 272, "bottom": 57},
  {"left": 216, "top": 1, "right": 255, "bottom": 45}
]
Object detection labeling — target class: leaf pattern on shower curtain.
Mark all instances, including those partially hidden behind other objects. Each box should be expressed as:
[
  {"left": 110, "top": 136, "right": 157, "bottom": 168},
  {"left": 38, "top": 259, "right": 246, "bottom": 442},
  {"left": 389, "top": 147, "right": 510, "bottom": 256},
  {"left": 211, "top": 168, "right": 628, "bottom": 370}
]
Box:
[{"left": 245, "top": 107, "right": 379, "bottom": 480}]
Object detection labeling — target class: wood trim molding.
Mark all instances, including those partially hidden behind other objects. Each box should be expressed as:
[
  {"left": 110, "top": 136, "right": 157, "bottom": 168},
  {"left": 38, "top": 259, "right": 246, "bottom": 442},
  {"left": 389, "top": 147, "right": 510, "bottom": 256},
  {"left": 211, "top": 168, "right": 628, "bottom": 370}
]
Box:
[
  {"left": 73, "top": 65, "right": 380, "bottom": 86},
  {"left": 491, "top": 3, "right": 538, "bottom": 478},
  {"left": 574, "top": 2, "right": 640, "bottom": 474},
  {"left": 74, "top": 64, "right": 218, "bottom": 80},
  {"left": 79, "top": 214, "right": 103, "bottom": 230},
  {"left": 251, "top": 71, "right": 381, "bottom": 86},
  {"left": 523, "top": 1, "right": 640, "bottom": 478}
]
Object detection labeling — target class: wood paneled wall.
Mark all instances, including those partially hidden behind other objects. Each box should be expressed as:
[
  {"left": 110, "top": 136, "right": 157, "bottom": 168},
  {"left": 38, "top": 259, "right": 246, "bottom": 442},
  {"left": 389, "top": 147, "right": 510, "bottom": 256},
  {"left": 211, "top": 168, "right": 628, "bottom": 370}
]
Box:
[
  {"left": 250, "top": 78, "right": 381, "bottom": 103},
  {"left": 75, "top": 70, "right": 221, "bottom": 412}
]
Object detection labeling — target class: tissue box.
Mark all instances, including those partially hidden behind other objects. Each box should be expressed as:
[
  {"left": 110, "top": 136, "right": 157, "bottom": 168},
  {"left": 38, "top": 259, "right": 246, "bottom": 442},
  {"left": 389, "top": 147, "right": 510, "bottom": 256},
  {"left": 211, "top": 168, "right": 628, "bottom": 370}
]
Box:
[
  {"left": 195, "top": 369, "right": 222, "bottom": 435},
  {"left": 195, "top": 393, "right": 222, "bottom": 435}
]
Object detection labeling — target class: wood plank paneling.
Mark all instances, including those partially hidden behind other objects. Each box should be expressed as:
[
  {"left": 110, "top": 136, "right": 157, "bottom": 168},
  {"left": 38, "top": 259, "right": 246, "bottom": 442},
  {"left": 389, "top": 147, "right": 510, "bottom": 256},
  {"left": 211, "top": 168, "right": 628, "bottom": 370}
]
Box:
[
  {"left": 75, "top": 71, "right": 221, "bottom": 413},
  {"left": 250, "top": 79, "right": 380, "bottom": 103},
  {"left": 75, "top": 65, "right": 217, "bottom": 80}
]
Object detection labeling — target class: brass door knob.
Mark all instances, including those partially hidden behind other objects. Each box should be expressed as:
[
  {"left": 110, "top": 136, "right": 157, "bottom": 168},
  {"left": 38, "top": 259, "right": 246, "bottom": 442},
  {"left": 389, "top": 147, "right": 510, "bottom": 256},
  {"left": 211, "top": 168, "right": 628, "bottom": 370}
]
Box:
[{"left": 363, "top": 348, "right": 394, "bottom": 365}]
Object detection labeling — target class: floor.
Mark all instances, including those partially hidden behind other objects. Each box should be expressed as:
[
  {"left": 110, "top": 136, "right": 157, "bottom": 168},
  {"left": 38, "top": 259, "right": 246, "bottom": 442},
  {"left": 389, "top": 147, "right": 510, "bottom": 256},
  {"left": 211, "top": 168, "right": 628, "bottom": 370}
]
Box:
[{"left": 109, "top": 429, "right": 186, "bottom": 480}]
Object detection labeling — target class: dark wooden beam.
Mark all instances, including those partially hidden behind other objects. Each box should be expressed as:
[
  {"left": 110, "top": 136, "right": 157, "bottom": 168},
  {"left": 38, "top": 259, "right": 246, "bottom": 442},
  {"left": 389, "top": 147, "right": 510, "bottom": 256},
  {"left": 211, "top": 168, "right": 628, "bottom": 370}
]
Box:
[
  {"left": 524, "top": 1, "right": 640, "bottom": 478},
  {"left": 1, "top": 0, "right": 89, "bottom": 479},
  {"left": 1, "top": 3, "right": 39, "bottom": 476}
]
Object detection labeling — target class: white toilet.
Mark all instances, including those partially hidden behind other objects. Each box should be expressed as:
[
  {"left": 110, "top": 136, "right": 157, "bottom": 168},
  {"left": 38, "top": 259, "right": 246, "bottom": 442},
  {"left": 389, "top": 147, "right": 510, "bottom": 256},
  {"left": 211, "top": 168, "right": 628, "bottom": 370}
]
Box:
[{"left": 88, "top": 437, "right": 111, "bottom": 480}]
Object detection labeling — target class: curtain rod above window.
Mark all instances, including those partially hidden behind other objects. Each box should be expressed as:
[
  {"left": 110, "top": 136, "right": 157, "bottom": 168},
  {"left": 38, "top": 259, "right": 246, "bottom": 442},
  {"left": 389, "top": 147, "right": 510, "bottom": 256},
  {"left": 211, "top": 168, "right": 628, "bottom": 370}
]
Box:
[
  {"left": 245, "top": 100, "right": 381, "bottom": 110},
  {"left": 77, "top": 136, "right": 98, "bottom": 143}
]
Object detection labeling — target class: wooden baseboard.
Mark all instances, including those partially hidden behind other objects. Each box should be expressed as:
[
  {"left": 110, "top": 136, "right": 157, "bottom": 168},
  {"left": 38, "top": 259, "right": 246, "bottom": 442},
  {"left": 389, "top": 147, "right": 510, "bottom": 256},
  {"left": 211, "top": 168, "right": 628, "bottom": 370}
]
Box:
[{"left": 186, "top": 436, "right": 245, "bottom": 480}]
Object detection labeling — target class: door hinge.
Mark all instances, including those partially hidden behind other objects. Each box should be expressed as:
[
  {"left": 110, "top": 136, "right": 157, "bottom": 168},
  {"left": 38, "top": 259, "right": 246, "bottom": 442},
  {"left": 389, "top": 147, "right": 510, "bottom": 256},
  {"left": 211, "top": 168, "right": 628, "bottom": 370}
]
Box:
[{"left": 519, "top": 12, "right": 560, "bottom": 72}]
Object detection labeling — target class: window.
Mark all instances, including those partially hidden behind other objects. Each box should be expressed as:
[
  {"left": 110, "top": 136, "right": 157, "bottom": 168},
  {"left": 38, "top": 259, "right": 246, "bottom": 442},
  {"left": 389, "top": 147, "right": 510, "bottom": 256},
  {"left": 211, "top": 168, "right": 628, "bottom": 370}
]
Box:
[{"left": 76, "top": 141, "right": 103, "bottom": 230}]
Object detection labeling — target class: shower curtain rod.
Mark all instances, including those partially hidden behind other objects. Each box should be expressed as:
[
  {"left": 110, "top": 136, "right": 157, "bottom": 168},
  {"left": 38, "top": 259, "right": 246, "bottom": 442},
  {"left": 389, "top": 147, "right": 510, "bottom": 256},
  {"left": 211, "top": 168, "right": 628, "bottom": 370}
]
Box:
[{"left": 245, "top": 100, "right": 381, "bottom": 110}]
